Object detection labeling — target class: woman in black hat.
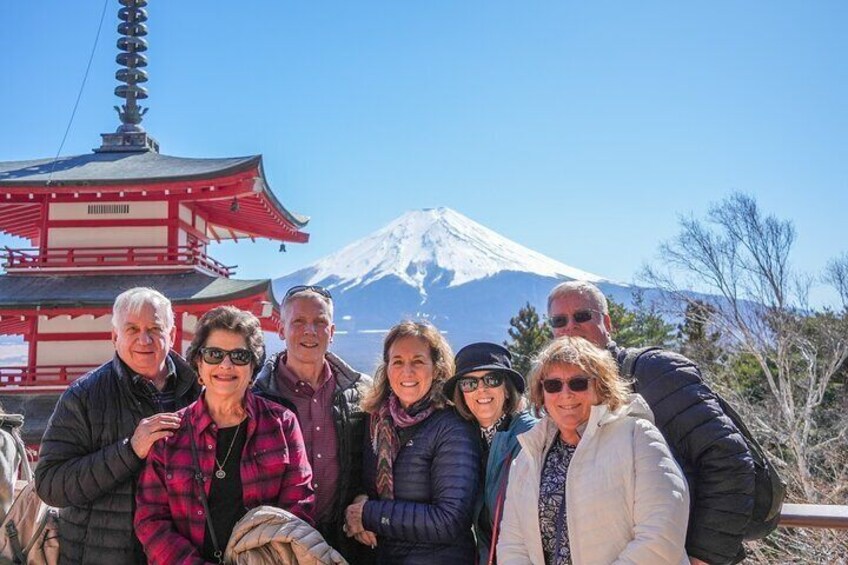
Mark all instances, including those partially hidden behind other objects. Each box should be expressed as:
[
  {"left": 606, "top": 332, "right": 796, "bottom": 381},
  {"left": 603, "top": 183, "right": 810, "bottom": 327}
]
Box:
[{"left": 444, "top": 342, "right": 537, "bottom": 565}]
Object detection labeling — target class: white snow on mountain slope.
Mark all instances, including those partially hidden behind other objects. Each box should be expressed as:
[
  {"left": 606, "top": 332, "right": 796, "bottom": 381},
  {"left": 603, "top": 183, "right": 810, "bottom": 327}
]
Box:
[{"left": 293, "top": 207, "right": 607, "bottom": 294}]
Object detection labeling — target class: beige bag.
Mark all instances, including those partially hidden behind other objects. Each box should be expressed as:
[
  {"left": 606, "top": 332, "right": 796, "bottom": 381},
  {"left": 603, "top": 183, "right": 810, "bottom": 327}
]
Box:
[{"left": 0, "top": 431, "right": 59, "bottom": 565}]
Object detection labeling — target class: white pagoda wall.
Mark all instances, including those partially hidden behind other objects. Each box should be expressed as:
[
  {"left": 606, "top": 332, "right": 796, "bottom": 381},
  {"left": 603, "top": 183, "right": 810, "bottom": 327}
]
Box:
[
  {"left": 181, "top": 313, "right": 198, "bottom": 353},
  {"left": 49, "top": 227, "right": 168, "bottom": 248},
  {"left": 33, "top": 312, "right": 196, "bottom": 372},
  {"left": 46, "top": 201, "right": 169, "bottom": 249},
  {"left": 177, "top": 204, "right": 209, "bottom": 252},
  {"left": 35, "top": 315, "right": 114, "bottom": 368}
]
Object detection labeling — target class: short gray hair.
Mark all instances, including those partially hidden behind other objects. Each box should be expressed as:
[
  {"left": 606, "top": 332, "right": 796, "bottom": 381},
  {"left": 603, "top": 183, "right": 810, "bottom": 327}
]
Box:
[
  {"left": 282, "top": 289, "right": 334, "bottom": 321},
  {"left": 547, "top": 280, "right": 609, "bottom": 315},
  {"left": 112, "top": 287, "right": 174, "bottom": 330}
]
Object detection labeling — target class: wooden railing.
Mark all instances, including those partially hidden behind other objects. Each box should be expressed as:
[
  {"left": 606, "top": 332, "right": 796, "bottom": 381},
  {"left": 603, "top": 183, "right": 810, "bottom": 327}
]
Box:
[
  {"left": 779, "top": 503, "right": 848, "bottom": 529},
  {"left": 1, "top": 246, "right": 234, "bottom": 277},
  {"left": 0, "top": 365, "right": 95, "bottom": 389}
]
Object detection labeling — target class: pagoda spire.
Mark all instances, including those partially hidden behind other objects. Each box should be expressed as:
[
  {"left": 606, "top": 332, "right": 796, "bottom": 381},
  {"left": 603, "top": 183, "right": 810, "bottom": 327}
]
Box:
[{"left": 96, "top": 0, "right": 159, "bottom": 153}]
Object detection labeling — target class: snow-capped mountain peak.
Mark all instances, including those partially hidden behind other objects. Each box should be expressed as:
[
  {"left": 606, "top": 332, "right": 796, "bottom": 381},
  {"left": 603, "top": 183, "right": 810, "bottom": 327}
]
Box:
[{"left": 291, "top": 207, "right": 606, "bottom": 294}]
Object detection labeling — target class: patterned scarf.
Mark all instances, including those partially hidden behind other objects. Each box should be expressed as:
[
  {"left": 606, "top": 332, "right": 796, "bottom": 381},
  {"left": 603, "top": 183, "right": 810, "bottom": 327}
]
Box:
[
  {"left": 371, "top": 393, "right": 435, "bottom": 500},
  {"left": 480, "top": 413, "right": 509, "bottom": 447}
]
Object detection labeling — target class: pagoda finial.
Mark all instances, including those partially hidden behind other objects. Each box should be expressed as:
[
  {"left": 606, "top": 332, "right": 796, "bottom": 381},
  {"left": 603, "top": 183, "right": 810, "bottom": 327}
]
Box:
[
  {"left": 96, "top": 0, "right": 158, "bottom": 153},
  {"left": 114, "top": 0, "right": 149, "bottom": 132}
]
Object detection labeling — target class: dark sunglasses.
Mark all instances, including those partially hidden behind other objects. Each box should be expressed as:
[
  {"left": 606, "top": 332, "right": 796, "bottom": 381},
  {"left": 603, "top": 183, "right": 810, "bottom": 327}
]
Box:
[
  {"left": 199, "top": 347, "right": 254, "bottom": 366},
  {"left": 541, "top": 376, "right": 593, "bottom": 394},
  {"left": 457, "top": 372, "right": 505, "bottom": 393},
  {"left": 548, "top": 309, "right": 599, "bottom": 329},
  {"left": 284, "top": 285, "right": 333, "bottom": 301}
]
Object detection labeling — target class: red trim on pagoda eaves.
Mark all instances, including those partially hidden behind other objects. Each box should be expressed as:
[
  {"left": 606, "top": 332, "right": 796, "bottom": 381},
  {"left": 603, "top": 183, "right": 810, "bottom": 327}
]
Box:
[
  {"left": 0, "top": 168, "right": 256, "bottom": 198},
  {"left": 26, "top": 318, "right": 37, "bottom": 374},
  {"left": 2, "top": 246, "right": 234, "bottom": 278},
  {"left": 46, "top": 218, "right": 172, "bottom": 228},
  {"left": 168, "top": 200, "right": 179, "bottom": 255},
  {"left": 179, "top": 219, "right": 209, "bottom": 243},
  {"left": 174, "top": 313, "right": 184, "bottom": 355},
  {"left": 1, "top": 171, "right": 308, "bottom": 244},
  {"left": 0, "top": 294, "right": 279, "bottom": 329},
  {"left": 0, "top": 365, "right": 95, "bottom": 389},
  {"left": 0, "top": 203, "right": 41, "bottom": 241},
  {"left": 0, "top": 317, "right": 30, "bottom": 336},
  {"left": 36, "top": 332, "right": 113, "bottom": 341},
  {"left": 0, "top": 308, "right": 112, "bottom": 319},
  {"left": 38, "top": 201, "right": 47, "bottom": 250},
  {"left": 0, "top": 293, "right": 280, "bottom": 389}
]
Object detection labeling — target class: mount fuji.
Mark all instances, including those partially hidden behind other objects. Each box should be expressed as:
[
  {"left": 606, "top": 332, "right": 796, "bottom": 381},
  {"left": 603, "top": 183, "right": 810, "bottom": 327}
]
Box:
[{"left": 273, "top": 208, "right": 639, "bottom": 371}]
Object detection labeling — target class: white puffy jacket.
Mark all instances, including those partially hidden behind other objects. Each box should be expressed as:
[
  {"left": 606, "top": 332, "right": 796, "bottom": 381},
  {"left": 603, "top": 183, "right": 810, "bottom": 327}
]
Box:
[{"left": 497, "top": 394, "right": 689, "bottom": 565}]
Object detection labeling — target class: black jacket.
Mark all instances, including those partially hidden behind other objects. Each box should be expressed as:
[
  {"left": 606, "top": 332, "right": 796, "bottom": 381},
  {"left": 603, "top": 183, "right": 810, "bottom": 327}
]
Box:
[
  {"left": 252, "top": 351, "right": 372, "bottom": 560},
  {"left": 613, "top": 344, "right": 755, "bottom": 565},
  {"left": 35, "top": 352, "right": 200, "bottom": 565}
]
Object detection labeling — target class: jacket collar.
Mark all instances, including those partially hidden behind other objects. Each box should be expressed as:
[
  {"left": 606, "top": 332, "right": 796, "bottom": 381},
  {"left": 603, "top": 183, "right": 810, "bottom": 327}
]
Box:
[
  {"left": 188, "top": 389, "right": 260, "bottom": 437},
  {"left": 254, "top": 350, "right": 364, "bottom": 396},
  {"left": 111, "top": 350, "right": 197, "bottom": 397}
]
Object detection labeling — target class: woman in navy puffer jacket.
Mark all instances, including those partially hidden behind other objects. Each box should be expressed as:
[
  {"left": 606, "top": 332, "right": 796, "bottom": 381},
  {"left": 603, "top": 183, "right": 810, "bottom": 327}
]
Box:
[{"left": 344, "top": 320, "right": 480, "bottom": 564}]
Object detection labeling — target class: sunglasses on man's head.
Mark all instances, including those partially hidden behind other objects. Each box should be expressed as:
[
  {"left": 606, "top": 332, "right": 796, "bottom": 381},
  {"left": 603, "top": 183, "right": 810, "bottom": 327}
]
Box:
[
  {"left": 284, "top": 285, "right": 333, "bottom": 301},
  {"left": 199, "top": 347, "right": 253, "bottom": 366},
  {"left": 457, "top": 372, "right": 505, "bottom": 393},
  {"left": 541, "top": 375, "right": 593, "bottom": 394},
  {"left": 548, "top": 309, "right": 599, "bottom": 329}
]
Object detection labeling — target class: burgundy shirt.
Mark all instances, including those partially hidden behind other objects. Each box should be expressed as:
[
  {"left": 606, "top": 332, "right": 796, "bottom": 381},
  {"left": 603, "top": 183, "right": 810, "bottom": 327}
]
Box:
[{"left": 276, "top": 355, "right": 340, "bottom": 524}]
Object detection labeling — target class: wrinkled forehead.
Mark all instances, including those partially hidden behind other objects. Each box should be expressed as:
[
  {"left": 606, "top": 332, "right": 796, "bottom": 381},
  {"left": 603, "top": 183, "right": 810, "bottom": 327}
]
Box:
[
  {"left": 282, "top": 293, "right": 334, "bottom": 319},
  {"left": 115, "top": 301, "right": 171, "bottom": 328},
  {"left": 550, "top": 290, "right": 605, "bottom": 313}
]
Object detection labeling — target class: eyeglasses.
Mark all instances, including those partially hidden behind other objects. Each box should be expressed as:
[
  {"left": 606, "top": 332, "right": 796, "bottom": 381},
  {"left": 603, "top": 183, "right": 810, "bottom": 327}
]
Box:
[
  {"left": 548, "top": 309, "right": 600, "bottom": 329},
  {"left": 457, "top": 372, "right": 505, "bottom": 393},
  {"left": 284, "top": 285, "right": 333, "bottom": 301},
  {"left": 199, "top": 347, "right": 254, "bottom": 366},
  {"left": 541, "top": 376, "right": 593, "bottom": 394}
]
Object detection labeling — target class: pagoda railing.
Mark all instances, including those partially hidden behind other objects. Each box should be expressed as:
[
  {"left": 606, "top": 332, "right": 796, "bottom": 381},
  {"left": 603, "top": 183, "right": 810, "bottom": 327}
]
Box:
[
  {"left": 2, "top": 246, "right": 234, "bottom": 277},
  {"left": 0, "top": 365, "right": 96, "bottom": 389}
]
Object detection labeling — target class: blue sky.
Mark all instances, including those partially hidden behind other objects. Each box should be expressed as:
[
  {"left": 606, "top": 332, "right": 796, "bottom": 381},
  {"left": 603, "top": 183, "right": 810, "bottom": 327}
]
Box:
[{"left": 1, "top": 2, "right": 846, "bottom": 305}]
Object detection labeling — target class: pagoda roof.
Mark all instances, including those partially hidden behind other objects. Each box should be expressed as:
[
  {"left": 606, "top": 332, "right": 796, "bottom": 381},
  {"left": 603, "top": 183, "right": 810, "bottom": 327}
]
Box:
[
  {"left": 0, "top": 151, "right": 261, "bottom": 187},
  {"left": 0, "top": 272, "right": 277, "bottom": 310},
  {"left": 0, "top": 151, "right": 310, "bottom": 243}
]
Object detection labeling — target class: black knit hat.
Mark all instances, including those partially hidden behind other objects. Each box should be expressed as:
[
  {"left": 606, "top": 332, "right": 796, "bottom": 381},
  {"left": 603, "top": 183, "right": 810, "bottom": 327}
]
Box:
[{"left": 443, "top": 342, "right": 526, "bottom": 398}]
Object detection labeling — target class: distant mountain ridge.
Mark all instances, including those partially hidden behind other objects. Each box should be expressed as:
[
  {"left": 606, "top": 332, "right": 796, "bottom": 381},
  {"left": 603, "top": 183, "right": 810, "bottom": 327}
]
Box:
[{"left": 274, "top": 208, "right": 640, "bottom": 371}]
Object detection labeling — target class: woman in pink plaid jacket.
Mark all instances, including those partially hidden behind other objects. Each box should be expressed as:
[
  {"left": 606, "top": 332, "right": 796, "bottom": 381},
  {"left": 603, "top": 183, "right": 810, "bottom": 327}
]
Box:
[{"left": 135, "top": 306, "right": 315, "bottom": 565}]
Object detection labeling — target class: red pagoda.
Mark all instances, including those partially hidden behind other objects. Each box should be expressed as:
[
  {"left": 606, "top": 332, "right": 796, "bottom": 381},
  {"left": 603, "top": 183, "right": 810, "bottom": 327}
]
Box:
[{"left": 0, "top": 0, "right": 309, "bottom": 442}]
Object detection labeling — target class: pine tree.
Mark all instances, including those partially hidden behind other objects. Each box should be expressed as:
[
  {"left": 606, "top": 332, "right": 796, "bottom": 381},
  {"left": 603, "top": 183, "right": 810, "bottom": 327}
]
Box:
[
  {"left": 608, "top": 292, "right": 675, "bottom": 348},
  {"left": 504, "top": 302, "right": 552, "bottom": 376},
  {"left": 677, "top": 300, "right": 722, "bottom": 370}
]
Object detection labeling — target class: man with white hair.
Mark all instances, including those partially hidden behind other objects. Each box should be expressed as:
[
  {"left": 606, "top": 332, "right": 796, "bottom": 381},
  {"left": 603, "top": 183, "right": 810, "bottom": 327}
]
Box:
[
  {"left": 547, "top": 281, "right": 755, "bottom": 565},
  {"left": 36, "top": 287, "right": 201, "bottom": 564}
]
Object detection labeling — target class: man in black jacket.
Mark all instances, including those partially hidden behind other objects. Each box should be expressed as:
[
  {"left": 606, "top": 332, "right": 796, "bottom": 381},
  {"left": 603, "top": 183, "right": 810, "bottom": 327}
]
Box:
[
  {"left": 547, "top": 281, "right": 755, "bottom": 565},
  {"left": 35, "top": 287, "right": 201, "bottom": 564},
  {"left": 253, "top": 285, "right": 371, "bottom": 561}
]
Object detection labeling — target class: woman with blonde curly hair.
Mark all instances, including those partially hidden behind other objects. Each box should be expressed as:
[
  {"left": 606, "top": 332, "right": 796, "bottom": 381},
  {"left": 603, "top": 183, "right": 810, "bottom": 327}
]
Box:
[
  {"left": 498, "top": 336, "right": 690, "bottom": 565},
  {"left": 345, "top": 320, "right": 480, "bottom": 564}
]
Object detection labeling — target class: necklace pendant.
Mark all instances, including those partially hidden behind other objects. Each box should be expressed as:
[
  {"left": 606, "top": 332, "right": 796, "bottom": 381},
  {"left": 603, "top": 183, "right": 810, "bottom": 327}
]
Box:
[{"left": 215, "top": 469, "right": 226, "bottom": 479}]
